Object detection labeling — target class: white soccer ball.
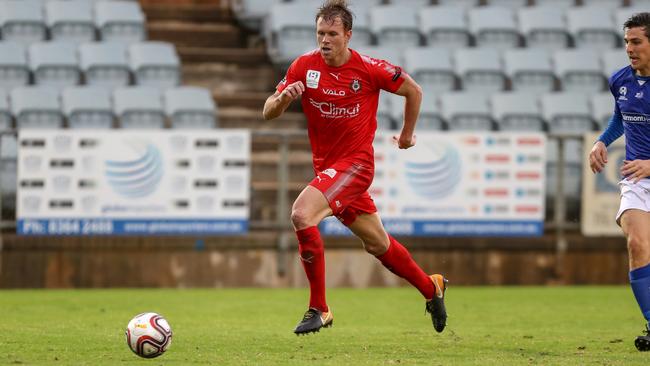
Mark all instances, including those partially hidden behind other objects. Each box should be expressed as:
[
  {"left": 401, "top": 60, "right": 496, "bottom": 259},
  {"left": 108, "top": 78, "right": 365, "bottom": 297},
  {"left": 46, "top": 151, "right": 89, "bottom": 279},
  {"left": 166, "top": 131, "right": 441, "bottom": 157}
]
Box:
[{"left": 125, "top": 312, "right": 173, "bottom": 358}]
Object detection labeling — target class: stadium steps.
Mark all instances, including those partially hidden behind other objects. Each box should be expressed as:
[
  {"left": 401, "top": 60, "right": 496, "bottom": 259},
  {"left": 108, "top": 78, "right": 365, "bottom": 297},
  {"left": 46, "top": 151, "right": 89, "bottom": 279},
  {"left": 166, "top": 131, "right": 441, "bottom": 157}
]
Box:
[
  {"left": 141, "top": 3, "right": 231, "bottom": 23},
  {"left": 147, "top": 22, "right": 242, "bottom": 48},
  {"left": 182, "top": 63, "right": 275, "bottom": 93},
  {"left": 218, "top": 108, "right": 306, "bottom": 129}
]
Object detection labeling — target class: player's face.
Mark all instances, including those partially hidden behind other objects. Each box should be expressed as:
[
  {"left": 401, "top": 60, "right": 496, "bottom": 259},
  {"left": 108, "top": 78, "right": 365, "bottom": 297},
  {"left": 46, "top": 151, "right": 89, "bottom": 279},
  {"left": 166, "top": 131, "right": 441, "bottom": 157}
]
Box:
[
  {"left": 316, "top": 16, "right": 351, "bottom": 66},
  {"left": 625, "top": 26, "right": 650, "bottom": 76}
]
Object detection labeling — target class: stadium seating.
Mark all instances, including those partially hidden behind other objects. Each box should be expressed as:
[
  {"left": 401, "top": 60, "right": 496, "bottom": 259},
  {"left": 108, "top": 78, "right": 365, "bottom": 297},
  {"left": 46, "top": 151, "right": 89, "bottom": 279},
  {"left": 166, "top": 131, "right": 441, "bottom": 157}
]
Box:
[
  {"left": 454, "top": 48, "right": 505, "bottom": 92},
  {"left": 128, "top": 42, "right": 181, "bottom": 89},
  {"left": 567, "top": 7, "right": 619, "bottom": 50},
  {"left": 10, "top": 86, "right": 63, "bottom": 129},
  {"left": 266, "top": 2, "right": 318, "bottom": 64},
  {"left": 490, "top": 92, "right": 545, "bottom": 132},
  {"left": 94, "top": 0, "right": 146, "bottom": 43},
  {"left": 484, "top": 0, "right": 528, "bottom": 7},
  {"left": 468, "top": 7, "right": 520, "bottom": 49},
  {"left": 582, "top": 0, "right": 625, "bottom": 7},
  {"left": 377, "top": 93, "right": 394, "bottom": 130},
  {"left": 435, "top": 0, "right": 479, "bottom": 6},
  {"left": 418, "top": 6, "right": 470, "bottom": 49},
  {"left": 0, "top": 42, "right": 29, "bottom": 90},
  {"left": 540, "top": 92, "right": 595, "bottom": 133},
  {"left": 415, "top": 93, "right": 445, "bottom": 130},
  {"left": 45, "top": 0, "right": 96, "bottom": 43},
  {"left": 28, "top": 42, "right": 81, "bottom": 88},
  {"left": 503, "top": 48, "right": 555, "bottom": 93},
  {"left": 517, "top": 7, "right": 570, "bottom": 50},
  {"left": 601, "top": 49, "right": 630, "bottom": 80},
  {"left": 164, "top": 87, "right": 218, "bottom": 129},
  {"left": 0, "top": 90, "right": 11, "bottom": 131},
  {"left": 370, "top": 5, "right": 420, "bottom": 49},
  {"left": 62, "top": 86, "right": 113, "bottom": 129},
  {"left": 440, "top": 92, "right": 493, "bottom": 131},
  {"left": 355, "top": 46, "right": 402, "bottom": 65},
  {"left": 553, "top": 49, "right": 606, "bottom": 93},
  {"left": 113, "top": 87, "right": 165, "bottom": 129},
  {"left": 79, "top": 42, "right": 130, "bottom": 88},
  {"left": 404, "top": 47, "right": 455, "bottom": 92},
  {"left": 347, "top": 5, "right": 373, "bottom": 49},
  {"left": 0, "top": 0, "right": 47, "bottom": 44},
  {"left": 232, "top": 0, "right": 275, "bottom": 32},
  {"left": 590, "top": 92, "right": 615, "bottom": 130}
]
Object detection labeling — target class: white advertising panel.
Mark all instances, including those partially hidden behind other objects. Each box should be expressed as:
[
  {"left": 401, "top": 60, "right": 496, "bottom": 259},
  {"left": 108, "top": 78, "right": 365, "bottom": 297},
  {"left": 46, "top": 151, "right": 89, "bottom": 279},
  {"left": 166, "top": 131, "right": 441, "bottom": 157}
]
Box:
[
  {"left": 581, "top": 132, "right": 625, "bottom": 236},
  {"left": 17, "top": 130, "right": 250, "bottom": 235},
  {"left": 321, "top": 132, "right": 546, "bottom": 236}
]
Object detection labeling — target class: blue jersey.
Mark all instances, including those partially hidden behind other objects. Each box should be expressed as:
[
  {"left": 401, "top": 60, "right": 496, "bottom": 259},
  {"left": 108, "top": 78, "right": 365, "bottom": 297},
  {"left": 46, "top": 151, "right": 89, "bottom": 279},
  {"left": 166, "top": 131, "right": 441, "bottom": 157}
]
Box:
[{"left": 605, "top": 65, "right": 650, "bottom": 160}]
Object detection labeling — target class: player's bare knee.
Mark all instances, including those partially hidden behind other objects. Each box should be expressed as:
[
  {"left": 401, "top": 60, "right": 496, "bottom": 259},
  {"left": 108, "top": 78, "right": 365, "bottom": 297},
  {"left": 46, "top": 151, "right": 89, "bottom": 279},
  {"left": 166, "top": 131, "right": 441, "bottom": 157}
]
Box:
[
  {"left": 627, "top": 234, "right": 650, "bottom": 258},
  {"left": 290, "top": 208, "right": 312, "bottom": 229},
  {"left": 362, "top": 237, "right": 389, "bottom": 256}
]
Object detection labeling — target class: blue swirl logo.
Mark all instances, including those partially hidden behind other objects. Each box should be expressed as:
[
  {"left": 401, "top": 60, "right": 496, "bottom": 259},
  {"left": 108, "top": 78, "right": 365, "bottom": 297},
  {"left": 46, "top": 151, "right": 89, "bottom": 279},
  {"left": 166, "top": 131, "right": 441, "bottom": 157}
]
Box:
[
  {"left": 105, "top": 143, "right": 163, "bottom": 198},
  {"left": 404, "top": 144, "right": 462, "bottom": 200}
]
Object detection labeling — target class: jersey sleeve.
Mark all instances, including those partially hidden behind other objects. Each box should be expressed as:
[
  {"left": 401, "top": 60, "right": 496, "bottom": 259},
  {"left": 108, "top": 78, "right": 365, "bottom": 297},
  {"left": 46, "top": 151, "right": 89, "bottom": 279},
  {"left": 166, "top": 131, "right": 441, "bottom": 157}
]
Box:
[
  {"left": 276, "top": 57, "right": 302, "bottom": 93},
  {"left": 364, "top": 55, "right": 406, "bottom": 93}
]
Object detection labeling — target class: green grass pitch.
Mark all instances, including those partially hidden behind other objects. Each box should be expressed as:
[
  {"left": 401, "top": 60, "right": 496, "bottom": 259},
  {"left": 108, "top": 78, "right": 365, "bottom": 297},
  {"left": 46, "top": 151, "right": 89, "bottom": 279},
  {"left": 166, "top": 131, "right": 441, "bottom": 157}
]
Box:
[{"left": 0, "top": 287, "right": 646, "bottom": 365}]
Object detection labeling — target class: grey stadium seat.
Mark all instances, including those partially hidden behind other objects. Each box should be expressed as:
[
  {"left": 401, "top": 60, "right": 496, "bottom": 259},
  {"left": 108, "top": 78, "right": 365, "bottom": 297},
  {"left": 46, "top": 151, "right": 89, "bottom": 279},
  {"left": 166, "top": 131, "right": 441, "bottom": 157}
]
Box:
[
  {"left": 266, "top": 2, "right": 318, "bottom": 65},
  {"left": 567, "top": 7, "right": 619, "bottom": 50},
  {"left": 404, "top": 47, "right": 455, "bottom": 92},
  {"left": 581, "top": 0, "right": 625, "bottom": 8},
  {"left": 468, "top": 7, "right": 520, "bottom": 50},
  {"left": 483, "top": 0, "right": 528, "bottom": 8},
  {"left": 164, "top": 87, "right": 217, "bottom": 129},
  {"left": 0, "top": 0, "right": 46, "bottom": 44},
  {"left": 533, "top": 0, "right": 576, "bottom": 7},
  {"left": 232, "top": 0, "right": 274, "bottom": 32},
  {"left": 0, "top": 89, "right": 12, "bottom": 131},
  {"left": 95, "top": 0, "right": 146, "bottom": 43},
  {"left": 490, "top": 92, "right": 545, "bottom": 132},
  {"left": 518, "top": 7, "right": 570, "bottom": 50},
  {"left": 10, "top": 86, "right": 63, "bottom": 129},
  {"left": 355, "top": 46, "right": 403, "bottom": 66},
  {"left": 540, "top": 92, "right": 595, "bottom": 133},
  {"left": 62, "top": 86, "right": 113, "bottom": 129},
  {"left": 590, "top": 92, "right": 615, "bottom": 130},
  {"left": 440, "top": 92, "right": 493, "bottom": 131},
  {"left": 454, "top": 48, "right": 506, "bottom": 92},
  {"left": 504, "top": 48, "right": 555, "bottom": 93},
  {"left": 553, "top": 49, "right": 605, "bottom": 93},
  {"left": 377, "top": 92, "right": 394, "bottom": 131},
  {"left": 388, "top": 0, "right": 432, "bottom": 6},
  {"left": 347, "top": 5, "right": 373, "bottom": 49},
  {"left": 0, "top": 42, "right": 29, "bottom": 90},
  {"left": 113, "top": 87, "right": 165, "bottom": 129},
  {"left": 601, "top": 49, "right": 629, "bottom": 80},
  {"left": 418, "top": 6, "right": 470, "bottom": 49},
  {"left": 46, "top": 0, "right": 96, "bottom": 43},
  {"left": 28, "top": 42, "right": 80, "bottom": 88},
  {"left": 394, "top": 92, "right": 445, "bottom": 130},
  {"left": 435, "top": 0, "right": 479, "bottom": 6},
  {"left": 369, "top": 5, "right": 421, "bottom": 49},
  {"left": 80, "top": 42, "right": 130, "bottom": 88},
  {"left": 129, "top": 42, "right": 180, "bottom": 89}
]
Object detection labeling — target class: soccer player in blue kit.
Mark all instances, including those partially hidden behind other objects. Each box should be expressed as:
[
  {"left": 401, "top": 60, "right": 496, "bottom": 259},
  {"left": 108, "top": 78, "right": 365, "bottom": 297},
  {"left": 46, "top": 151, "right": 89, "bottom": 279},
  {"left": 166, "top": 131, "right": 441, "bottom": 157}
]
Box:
[{"left": 589, "top": 12, "right": 650, "bottom": 351}]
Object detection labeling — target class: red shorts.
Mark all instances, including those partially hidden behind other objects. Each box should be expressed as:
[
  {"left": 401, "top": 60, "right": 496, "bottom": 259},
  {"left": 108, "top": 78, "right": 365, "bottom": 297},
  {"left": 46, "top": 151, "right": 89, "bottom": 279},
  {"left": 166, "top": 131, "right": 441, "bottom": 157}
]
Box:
[{"left": 309, "top": 160, "right": 377, "bottom": 226}]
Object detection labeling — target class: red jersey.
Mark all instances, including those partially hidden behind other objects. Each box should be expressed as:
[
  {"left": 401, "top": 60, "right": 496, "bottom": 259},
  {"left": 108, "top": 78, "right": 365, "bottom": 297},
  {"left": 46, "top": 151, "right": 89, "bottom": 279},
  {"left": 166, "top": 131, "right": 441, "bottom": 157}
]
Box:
[{"left": 276, "top": 48, "right": 406, "bottom": 172}]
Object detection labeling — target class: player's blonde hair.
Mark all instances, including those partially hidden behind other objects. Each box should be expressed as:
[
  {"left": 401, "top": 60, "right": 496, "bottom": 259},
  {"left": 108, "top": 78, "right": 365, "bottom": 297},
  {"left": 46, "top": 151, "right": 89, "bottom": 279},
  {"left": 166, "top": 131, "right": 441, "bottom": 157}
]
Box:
[{"left": 316, "top": 0, "right": 353, "bottom": 32}]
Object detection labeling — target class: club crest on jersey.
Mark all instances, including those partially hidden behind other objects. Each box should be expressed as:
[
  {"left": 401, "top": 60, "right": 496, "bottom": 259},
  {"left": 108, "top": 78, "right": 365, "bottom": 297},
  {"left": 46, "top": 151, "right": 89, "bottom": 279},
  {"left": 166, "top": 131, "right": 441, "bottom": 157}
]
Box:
[
  {"left": 350, "top": 79, "right": 361, "bottom": 93},
  {"left": 306, "top": 70, "right": 321, "bottom": 89}
]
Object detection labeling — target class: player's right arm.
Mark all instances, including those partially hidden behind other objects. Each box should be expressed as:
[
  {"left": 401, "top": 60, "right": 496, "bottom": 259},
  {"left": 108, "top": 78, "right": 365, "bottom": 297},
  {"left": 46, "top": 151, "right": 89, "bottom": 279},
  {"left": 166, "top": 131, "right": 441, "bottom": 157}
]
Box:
[
  {"left": 589, "top": 112, "right": 623, "bottom": 173},
  {"left": 262, "top": 81, "right": 305, "bottom": 120}
]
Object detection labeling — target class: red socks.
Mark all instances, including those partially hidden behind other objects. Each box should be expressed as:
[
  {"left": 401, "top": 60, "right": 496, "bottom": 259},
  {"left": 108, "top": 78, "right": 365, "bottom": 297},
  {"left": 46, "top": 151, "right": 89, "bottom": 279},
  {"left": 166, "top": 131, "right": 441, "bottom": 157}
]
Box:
[
  {"left": 376, "top": 235, "right": 435, "bottom": 300},
  {"left": 296, "top": 226, "right": 328, "bottom": 313}
]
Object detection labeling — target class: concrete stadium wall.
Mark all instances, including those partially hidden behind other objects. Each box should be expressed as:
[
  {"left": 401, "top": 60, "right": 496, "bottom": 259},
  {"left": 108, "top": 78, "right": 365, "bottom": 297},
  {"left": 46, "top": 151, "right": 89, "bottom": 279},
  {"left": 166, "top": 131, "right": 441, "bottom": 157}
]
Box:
[{"left": 0, "top": 233, "right": 628, "bottom": 288}]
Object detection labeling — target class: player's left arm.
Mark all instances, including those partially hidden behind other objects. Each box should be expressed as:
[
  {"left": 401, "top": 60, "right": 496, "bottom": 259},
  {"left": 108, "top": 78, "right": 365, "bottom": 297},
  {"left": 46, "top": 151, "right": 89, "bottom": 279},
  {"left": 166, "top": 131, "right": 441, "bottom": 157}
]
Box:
[{"left": 391, "top": 73, "right": 422, "bottom": 149}]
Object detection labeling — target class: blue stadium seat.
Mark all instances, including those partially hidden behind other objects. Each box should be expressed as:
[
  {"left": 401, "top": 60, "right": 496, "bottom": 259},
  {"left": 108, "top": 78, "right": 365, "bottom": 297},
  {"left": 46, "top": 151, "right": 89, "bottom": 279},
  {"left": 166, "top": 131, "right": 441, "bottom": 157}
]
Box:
[
  {"left": 45, "top": 0, "right": 96, "bottom": 43},
  {"left": 490, "top": 92, "right": 545, "bottom": 132},
  {"left": 0, "top": 0, "right": 46, "bottom": 44},
  {"left": 418, "top": 6, "right": 470, "bottom": 49},
  {"left": 113, "top": 87, "right": 165, "bottom": 129},
  {"left": 164, "top": 87, "right": 217, "bottom": 129},
  {"left": 128, "top": 42, "right": 180, "bottom": 89},
  {"left": 0, "top": 42, "right": 29, "bottom": 90},
  {"left": 62, "top": 86, "right": 113, "bottom": 129},
  {"left": 94, "top": 0, "right": 146, "bottom": 43},
  {"left": 28, "top": 42, "right": 80, "bottom": 88},
  {"left": 10, "top": 86, "right": 63, "bottom": 129},
  {"left": 79, "top": 42, "right": 131, "bottom": 88}
]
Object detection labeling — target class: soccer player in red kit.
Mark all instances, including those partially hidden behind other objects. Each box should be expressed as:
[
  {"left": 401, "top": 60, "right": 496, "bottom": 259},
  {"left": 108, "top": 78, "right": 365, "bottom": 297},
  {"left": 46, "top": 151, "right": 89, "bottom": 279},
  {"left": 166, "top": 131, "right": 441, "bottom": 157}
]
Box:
[{"left": 263, "top": 0, "right": 448, "bottom": 335}]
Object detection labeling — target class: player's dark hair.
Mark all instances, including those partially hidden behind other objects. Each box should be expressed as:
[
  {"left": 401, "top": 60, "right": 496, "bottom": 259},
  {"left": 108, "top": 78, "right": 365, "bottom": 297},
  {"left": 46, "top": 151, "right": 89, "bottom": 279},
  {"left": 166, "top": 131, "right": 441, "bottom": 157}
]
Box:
[
  {"left": 624, "top": 12, "right": 650, "bottom": 40},
  {"left": 316, "top": 0, "right": 353, "bottom": 32}
]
